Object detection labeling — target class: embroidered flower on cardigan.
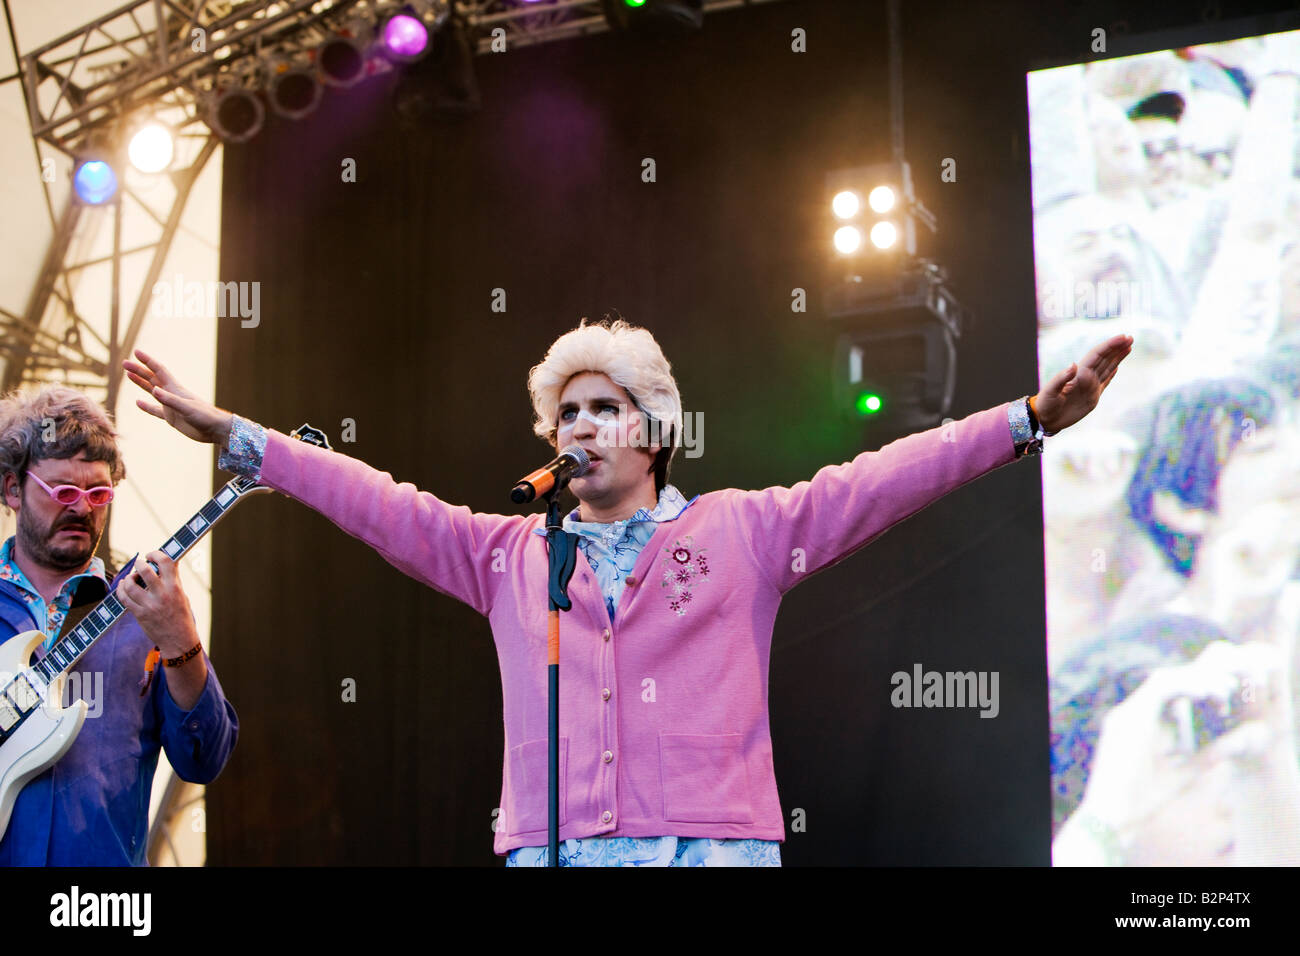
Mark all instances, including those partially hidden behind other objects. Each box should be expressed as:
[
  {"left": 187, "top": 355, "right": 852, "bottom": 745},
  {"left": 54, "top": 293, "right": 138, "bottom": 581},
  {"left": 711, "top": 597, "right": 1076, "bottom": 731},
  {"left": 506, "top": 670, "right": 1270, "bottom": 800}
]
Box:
[{"left": 661, "top": 535, "right": 708, "bottom": 616}]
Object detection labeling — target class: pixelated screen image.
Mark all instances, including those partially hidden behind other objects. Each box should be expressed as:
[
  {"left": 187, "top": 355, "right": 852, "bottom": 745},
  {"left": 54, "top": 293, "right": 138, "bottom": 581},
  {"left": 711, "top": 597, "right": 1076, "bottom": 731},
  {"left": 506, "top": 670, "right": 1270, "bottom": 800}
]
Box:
[{"left": 1028, "top": 30, "right": 1300, "bottom": 865}]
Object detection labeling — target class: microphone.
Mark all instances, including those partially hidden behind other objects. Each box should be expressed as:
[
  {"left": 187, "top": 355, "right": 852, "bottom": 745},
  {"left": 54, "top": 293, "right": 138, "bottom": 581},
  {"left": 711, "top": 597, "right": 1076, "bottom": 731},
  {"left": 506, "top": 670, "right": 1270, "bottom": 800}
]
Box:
[{"left": 511, "top": 445, "right": 591, "bottom": 504}]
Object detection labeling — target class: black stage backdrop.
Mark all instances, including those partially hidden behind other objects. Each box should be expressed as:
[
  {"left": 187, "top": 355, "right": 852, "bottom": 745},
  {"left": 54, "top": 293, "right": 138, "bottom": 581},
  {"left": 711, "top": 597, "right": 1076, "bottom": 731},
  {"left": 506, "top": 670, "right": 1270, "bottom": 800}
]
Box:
[{"left": 208, "top": 0, "right": 1272, "bottom": 865}]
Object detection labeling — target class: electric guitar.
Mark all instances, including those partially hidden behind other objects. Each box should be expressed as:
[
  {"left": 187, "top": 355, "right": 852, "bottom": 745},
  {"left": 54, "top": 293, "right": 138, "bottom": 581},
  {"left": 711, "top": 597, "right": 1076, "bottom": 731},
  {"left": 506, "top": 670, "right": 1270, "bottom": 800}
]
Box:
[{"left": 0, "top": 423, "right": 331, "bottom": 839}]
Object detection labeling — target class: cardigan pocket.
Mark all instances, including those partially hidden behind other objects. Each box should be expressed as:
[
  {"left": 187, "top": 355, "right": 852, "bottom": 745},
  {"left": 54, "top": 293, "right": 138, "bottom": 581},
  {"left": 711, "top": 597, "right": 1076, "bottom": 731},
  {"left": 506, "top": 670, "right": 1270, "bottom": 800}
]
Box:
[
  {"left": 506, "top": 736, "right": 567, "bottom": 834},
  {"left": 659, "top": 733, "right": 754, "bottom": 824}
]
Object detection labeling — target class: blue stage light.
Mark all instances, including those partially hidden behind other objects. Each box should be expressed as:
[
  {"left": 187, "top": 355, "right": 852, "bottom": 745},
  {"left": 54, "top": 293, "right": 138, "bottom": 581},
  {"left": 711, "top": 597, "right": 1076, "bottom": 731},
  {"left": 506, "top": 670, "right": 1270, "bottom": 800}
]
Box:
[{"left": 73, "top": 160, "right": 118, "bottom": 204}]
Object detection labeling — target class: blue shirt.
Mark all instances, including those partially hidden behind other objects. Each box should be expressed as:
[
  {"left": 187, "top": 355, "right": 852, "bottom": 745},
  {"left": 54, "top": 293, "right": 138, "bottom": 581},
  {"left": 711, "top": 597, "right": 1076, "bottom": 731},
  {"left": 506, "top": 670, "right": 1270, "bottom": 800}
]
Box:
[{"left": 0, "top": 544, "right": 238, "bottom": 866}]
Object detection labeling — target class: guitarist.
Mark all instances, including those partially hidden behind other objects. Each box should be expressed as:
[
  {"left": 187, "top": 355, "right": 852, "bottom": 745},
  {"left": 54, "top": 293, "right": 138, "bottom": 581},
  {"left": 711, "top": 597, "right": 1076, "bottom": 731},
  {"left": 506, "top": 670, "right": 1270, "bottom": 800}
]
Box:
[{"left": 0, "top": 384, "right": 238, "bottom": 866}]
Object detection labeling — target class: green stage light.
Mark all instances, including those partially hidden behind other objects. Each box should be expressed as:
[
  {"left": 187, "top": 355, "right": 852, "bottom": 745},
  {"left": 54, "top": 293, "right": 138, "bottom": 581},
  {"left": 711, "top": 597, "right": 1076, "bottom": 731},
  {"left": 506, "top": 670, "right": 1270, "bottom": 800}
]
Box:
[{"left": 855, "top": 393, "right": 883, "bottom": 416}]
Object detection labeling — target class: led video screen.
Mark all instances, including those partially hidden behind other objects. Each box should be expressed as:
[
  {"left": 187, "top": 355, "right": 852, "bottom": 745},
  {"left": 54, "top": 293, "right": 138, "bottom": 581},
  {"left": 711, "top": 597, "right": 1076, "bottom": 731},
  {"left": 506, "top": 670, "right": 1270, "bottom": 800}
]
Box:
[{"left": 1029, "top": 30, "right": 1300, "bottom": 865}]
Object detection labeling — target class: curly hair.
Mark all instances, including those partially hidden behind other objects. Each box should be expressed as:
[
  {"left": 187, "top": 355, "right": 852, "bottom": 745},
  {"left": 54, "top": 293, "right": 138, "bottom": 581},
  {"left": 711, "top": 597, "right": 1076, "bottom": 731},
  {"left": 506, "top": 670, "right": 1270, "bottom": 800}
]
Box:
[
  {"left": 0, "top": 384, "right": 125, "bottom": 499},
  {"left": 527, "top": 314, "right": 682, "bottom": 494}
]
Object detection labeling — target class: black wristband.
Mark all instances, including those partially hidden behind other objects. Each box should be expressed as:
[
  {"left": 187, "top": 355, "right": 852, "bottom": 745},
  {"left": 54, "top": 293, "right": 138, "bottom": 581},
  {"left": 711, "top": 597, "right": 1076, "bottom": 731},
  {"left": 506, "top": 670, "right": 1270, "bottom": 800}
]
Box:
[{"left": 163, "top": 642, "right": 203, "bottom": 668}]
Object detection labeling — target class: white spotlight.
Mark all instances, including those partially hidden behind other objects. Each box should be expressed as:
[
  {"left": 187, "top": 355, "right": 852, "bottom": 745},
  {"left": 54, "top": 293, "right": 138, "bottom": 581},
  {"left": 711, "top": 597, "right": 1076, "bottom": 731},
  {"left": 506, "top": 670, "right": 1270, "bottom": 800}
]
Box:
[
  {"left": 870, "top": 221, "right": 898, "bottom": 249},
  {"left": 127, "top": 123, "right": 175, "bottom": 173},
  {"left": 831, "top": 190, "right": 861, "bottom": 220},
  {"left": 834, "top": 226, "right": 863, "bottom": 254},
  {"left": 868, "top": 186, "right": 896, "bottom": 213}
]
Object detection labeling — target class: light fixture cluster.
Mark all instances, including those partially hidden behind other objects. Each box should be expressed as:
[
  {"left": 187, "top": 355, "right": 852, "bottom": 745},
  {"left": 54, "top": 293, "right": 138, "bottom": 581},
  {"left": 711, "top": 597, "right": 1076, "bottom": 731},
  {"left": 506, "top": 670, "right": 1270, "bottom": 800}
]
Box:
[
  {"left": 208, "top": 1, "right": 450, "bottom": 143},
  {"left": 71, "top": 119, "right": 177, "bottom": 204},
  {"left": 828, "top": 163, "right": 918, "bottom": 258},
  {"left": 69, "top": 1, "right": 454, "bottom": 203}
]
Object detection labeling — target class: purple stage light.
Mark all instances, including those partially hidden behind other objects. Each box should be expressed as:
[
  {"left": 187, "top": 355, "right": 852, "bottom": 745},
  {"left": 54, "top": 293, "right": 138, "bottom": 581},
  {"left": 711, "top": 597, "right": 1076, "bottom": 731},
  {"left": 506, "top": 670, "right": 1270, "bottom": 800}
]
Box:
[{"left": 383, "top": 15, "right": 429, "bottom": 60}]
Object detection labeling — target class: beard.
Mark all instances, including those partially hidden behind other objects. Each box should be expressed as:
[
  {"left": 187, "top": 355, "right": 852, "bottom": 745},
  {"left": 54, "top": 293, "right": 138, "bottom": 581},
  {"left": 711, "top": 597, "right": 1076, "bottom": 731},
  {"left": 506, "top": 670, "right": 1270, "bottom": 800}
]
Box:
[{"left": 16, "top": 505, "right": 102, "bottom": 573}]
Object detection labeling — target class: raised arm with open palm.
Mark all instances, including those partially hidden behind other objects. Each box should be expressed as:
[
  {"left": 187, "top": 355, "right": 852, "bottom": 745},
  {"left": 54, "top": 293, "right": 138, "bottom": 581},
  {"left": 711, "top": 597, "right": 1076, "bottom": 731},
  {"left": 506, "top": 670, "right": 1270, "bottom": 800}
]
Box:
[{"left": 123, "top": 349, "right": 234, "bottom": 444}]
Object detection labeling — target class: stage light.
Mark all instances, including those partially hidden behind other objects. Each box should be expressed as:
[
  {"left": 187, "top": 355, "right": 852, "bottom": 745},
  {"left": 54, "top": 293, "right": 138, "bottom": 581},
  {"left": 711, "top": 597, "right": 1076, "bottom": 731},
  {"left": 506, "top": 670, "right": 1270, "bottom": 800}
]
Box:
[
  {"left": 391, "top": 15, "right": 480, "bottom": 124},
  {"left": 268, "top": 65, "right": 322, "bottom": 120},
  {"left": 868, "top": 185, "right": 896, "bottom": 213},
  {"left": 127, "top": 123, "right": 174, "bottom": 173},
  {"left": 834, "top": 226, "right": 863, "bottom": 254},
  {"left": 870, "top": 221, "right": 898, "bottom": 249},
  {"left": 318, "top": 30, "right": 370, "bottom": 87},
  {"left": 381, "top": 13, "right": 430, "bottom": 62},
  {"left": 73, "top": 159, "right": 118, "bottom": 204},
  {"left": 602, "top": 0, "right": 703, "bottom": 33},
  {"left": 208, "top": 86, "right": 264, "bottom": 143},
  {"left": 832, "top": 190, "right": 860, "bottom": 220},
  {"left": 855, "top": 392, "right": 883, "bottom": 416}
]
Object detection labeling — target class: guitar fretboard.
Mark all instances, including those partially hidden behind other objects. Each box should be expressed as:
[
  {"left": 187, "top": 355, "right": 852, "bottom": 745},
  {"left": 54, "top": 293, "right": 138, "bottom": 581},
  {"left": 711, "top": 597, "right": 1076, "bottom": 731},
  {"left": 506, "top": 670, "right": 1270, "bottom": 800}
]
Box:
[{"left": 30, "top": 476, "right": 260, "bottom": 686}]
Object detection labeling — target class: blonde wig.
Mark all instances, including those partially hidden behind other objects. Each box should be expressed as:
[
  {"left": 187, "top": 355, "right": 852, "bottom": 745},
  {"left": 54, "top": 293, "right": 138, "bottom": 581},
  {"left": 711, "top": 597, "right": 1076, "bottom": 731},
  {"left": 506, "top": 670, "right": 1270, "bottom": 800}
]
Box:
[{"left": 527, "top": 315, "right": 682, "bottom": 493}]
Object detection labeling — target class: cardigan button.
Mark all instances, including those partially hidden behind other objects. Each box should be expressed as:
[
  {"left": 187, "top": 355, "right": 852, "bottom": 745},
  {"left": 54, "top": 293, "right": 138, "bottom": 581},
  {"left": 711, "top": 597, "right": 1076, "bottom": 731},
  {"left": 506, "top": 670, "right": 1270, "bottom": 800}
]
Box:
[
  {"left": 602, "top": 628, "right": 610, "bottom": 642},
  {"left": 625, "top": 576, "right": 637, "bottom": 587},
  {"left": 601, "top": 688, "right": 611, "bottom": 701},
  {"left": 602, "top": 810, "right": 613, "bottom": 823},
  {"left": 602, "top": 750, "right": 613, "bottom": 763}
]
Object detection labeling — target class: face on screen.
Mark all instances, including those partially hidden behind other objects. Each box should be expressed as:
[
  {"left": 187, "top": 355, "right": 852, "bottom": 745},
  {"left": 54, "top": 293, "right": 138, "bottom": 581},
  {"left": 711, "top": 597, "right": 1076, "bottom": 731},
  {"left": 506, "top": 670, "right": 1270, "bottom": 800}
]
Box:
[
  {"left": 1132, "top": 116, "right": 1188, "bottom": 207},
  {"left": 1058, "top": 200, "right": 1142, "bottom": 290}
]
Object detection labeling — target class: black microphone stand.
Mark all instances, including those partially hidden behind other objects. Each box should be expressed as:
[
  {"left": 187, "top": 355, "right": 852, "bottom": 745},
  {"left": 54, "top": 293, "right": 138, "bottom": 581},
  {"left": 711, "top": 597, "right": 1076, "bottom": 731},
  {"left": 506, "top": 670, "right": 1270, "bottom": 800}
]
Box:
[{"left": 543, "top": 487, "right": 579, "bottom": 867}]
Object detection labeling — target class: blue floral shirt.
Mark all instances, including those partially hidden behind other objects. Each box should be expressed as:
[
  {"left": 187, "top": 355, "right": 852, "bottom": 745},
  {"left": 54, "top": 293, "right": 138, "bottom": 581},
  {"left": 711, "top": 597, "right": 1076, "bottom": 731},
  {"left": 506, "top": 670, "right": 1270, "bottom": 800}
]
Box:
[
  {"left": 530, "top": 483, "right": 698, "bottom": 623},
  {"left": 0, "top": 537, "right": 107, "bottom": 652}
]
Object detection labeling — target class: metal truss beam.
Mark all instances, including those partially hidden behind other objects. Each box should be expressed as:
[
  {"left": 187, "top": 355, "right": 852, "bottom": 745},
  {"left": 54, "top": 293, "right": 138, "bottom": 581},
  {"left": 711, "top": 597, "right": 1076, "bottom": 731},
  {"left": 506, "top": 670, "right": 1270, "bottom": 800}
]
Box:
[{"left": 20, "top": 0, "right": 785, "bottom": 155}]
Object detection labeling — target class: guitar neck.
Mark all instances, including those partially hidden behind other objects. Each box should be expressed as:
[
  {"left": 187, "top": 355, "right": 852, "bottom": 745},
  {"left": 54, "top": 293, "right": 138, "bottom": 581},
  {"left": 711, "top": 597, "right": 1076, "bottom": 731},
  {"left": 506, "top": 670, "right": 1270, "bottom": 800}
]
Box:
[{"left": 30, "top": 476, "right": 266, "bottom": 685}]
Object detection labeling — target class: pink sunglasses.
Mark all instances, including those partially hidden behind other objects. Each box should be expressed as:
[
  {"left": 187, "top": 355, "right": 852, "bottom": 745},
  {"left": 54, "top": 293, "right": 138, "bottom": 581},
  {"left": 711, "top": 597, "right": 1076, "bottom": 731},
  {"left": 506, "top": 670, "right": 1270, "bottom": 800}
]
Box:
[{"left": 26, "top": 471, "right": 115, "bottom": 507}]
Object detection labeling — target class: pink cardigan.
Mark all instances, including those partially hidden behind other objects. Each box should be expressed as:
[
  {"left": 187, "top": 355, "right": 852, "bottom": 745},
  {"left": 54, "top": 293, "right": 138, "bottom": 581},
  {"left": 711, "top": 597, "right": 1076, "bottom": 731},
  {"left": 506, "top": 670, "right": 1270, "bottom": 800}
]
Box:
[{"left": 258, "top": 401, "right": 1020, "bottom": 854}]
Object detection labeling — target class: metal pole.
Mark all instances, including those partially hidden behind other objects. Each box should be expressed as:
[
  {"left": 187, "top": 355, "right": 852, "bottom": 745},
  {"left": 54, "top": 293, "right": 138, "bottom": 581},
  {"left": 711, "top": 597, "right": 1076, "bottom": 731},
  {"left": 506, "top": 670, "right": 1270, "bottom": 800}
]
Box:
[{"left": 888, "top": 0, "right": 903, "bottom": 166}]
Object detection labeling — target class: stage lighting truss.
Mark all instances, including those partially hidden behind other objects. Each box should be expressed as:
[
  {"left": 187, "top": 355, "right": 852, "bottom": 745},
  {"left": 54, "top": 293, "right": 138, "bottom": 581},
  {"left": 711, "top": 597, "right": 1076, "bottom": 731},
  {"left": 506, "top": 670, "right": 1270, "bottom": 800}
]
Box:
[
  {"left": 11, "top": 0, "right": 791, "bottom": 402},
  {"left": 16, "top": 0, "right": 785, "bottom": 157}
]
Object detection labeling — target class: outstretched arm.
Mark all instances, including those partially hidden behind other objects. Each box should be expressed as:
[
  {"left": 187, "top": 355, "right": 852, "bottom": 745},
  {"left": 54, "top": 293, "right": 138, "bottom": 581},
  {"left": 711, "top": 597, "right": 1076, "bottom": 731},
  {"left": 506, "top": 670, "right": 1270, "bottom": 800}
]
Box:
[{"left": 123, "top": 350, "right": 524, "bottom": 617}]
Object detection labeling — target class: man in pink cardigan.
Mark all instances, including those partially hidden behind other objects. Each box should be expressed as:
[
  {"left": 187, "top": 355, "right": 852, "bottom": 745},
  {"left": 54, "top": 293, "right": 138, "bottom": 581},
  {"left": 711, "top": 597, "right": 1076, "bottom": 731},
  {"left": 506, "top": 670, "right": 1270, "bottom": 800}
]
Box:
[{"left": 124, "top": 319, "right": 1131, "bottom": 866}]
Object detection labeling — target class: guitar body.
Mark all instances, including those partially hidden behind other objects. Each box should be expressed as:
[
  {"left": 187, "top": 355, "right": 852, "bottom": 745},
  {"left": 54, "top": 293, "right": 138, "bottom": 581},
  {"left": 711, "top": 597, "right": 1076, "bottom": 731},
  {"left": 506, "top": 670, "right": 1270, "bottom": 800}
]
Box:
[{"left": 0, "top": 628, "right": 87, "bottom": 838}]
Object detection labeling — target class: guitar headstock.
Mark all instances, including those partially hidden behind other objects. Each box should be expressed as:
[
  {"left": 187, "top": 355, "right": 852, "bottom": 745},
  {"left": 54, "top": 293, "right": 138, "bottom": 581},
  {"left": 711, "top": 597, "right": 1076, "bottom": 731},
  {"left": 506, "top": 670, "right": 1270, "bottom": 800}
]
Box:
[
  {"left": 229, "top": 422, "right": 333, "bottom": 496},
  {"left": 289, "top": 423, "right": 332, "bottom": 450}
]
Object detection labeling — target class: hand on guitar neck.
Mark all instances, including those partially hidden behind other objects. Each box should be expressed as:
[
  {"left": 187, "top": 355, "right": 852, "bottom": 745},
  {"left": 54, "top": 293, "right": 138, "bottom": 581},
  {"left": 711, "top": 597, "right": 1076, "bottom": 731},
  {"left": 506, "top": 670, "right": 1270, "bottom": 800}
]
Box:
[{"left": 123, "top": 349, "right": 235, "bottom": 446}]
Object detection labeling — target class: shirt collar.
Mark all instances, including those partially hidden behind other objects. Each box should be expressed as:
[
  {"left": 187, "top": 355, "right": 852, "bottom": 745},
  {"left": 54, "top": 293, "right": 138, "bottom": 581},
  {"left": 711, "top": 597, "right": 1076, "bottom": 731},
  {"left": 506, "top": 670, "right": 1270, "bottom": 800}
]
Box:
[
  {"left": 0, "top": 535, "right": 108, "bottom": 601},
  {"left": 531, "top": 484, "right": 699, "bottom": 536}
]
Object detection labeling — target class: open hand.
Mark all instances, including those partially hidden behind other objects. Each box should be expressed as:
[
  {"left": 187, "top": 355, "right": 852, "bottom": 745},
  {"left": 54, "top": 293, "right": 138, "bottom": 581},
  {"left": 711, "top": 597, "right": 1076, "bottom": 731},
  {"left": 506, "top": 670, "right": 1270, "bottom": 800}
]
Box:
[
  {"left": 123, "top": 349, "right": 234, "bottom": 445},
  {"left": 1034, "top": 333, "right": 1133, "bottom": 434}
]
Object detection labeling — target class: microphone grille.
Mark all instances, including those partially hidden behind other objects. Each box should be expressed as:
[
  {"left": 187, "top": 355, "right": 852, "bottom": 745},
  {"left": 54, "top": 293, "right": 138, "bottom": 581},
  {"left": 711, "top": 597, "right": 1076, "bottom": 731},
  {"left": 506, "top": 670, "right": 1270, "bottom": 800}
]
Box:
[{"left": 560, "top": 444, "right": 590, "bottom": 476}]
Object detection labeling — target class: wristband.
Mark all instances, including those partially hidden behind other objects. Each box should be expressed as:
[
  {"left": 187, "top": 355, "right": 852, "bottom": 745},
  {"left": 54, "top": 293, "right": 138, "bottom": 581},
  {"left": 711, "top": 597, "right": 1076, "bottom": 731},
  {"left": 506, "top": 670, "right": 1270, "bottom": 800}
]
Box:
[
  {"left": 163, "top": 642, "right": 203, "bottom": 668},
  {"left": 1027, "top": 395, "right": 1056, "bottom": 437}
]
